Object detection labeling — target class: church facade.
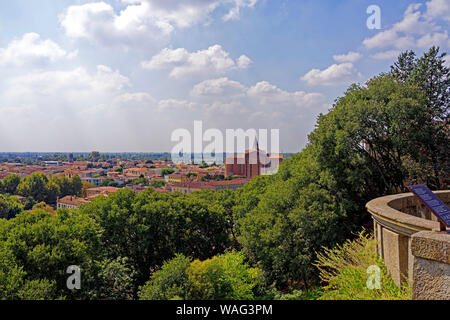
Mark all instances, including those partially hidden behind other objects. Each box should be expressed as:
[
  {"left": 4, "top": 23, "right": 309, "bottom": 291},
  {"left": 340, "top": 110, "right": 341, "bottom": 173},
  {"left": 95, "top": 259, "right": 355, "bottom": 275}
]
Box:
[{"left": 224, "top": 147, "right": 283, "bottom": 178}]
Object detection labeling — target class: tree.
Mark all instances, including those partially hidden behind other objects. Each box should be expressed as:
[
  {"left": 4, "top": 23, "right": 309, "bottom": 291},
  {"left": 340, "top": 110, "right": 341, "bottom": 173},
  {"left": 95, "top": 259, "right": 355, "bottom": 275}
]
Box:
[
  {"left": 70, "top": 175, "right": 83, "bottom": 197},
  {"left": 88, "top": 151, "right": 101, "bottom": 162},
  {"left": 237, "top": 148, "right": 348, "bottom": 288},
  {"left": 138, "top": 254, "right": 192, "bottom": 300},
  {"left": 0, "top": 195, "right": 24, "bottom": 220},
  {"left": 79, "top": 188, "right": 232, "bottom": 289},
  {"left": 390, "top": 47, "right": 449, "bottom": 189},
  {"left": 45, "top": 179, "right": 61, "bottom": 205},
  {"left": 1, "top": 174, "right": 21, "bottom": 195},
  {"left": 186, "top": 251, "right": 259, "bottom": 300},
  {"left": 150, "top": 180, "right": 166, "bottom": 188},
  {"left": 132, "top": 175, "right": 149, "bottom": 186},
  {"left": 160, "top": 168, "right": 175, "bottom": 177},
  {"left": 139, "top": 251, "right": 259, "bottom": 300},
  {"left": 88, "top": 257, "right": 137, "bottom": 300},
  {"left": 32, "top": 202, "right": 56, "bottom": 216},
  {"left": 16, "top": 172, "right": 48, "bottom": 203},
  {"left": 0, "top": 209, "right": 103, "bottom": 299},
  {"left": 55, "top": 176, "right": 72, "bottom": 197}
]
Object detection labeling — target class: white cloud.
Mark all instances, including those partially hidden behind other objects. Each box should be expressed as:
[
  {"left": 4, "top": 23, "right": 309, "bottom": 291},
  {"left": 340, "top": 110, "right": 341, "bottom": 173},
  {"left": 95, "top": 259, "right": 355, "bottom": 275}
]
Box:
[
  {"left": 237, "top": 55, "right": 253, "bottom": 69},
  {"left": 60, "top": 0, "right": 258, "bottom": 48},
  {"left": 4, "top": 65, "right": 130, "bottom": 105},
  {"left": 333, "top": 51, "right": 362, "bottom": 63},
  {"left": 363, "top": 1, "right": 449, "bottom": 52},
  {"left": 363, "top": 29, "right": 415, "bottom": 50},
  {"left": 0, "top": 60, "right": 326, "bottom": 152},
  {"left": 444, "top": 55, "right": 450, "bottom": 68},
  {"left": 191, "top": 77, "right": 326, "bottom": 115},
  {"left": 186, "top": 78, "right": 328, "bottom": 150},
  {"left": 416, "top": 31, "right": 450, "bottom": 48},
  {"left": 60, "top": 2, "right": 173, "bottom": 48},
  {"left": 425, "top": 0, "right": 450, "bottom": 21},
  {"left": 142, "top": 45, "right": 251, "bottom": 79},
  {"left": 300, "top": 62, "right": 362, "bottom": 86},
  {"left": 191, "top": 77, "right": 246, "bottom": 98},
  {"left": 0, "top": 65, "right": 150, "bottom": 152},
  {"left": 0, "top": 33, "right": 74, "bottom": 67},
  {"left": 157, "top": 99, "right": 198, "bottom": 111},
  {"left": 370, "top": 50, "right": 401, "bottom": 60}
]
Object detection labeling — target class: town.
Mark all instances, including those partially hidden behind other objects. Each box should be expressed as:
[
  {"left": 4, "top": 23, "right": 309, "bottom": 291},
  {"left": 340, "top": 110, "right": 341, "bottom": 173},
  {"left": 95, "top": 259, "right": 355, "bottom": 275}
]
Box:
[{"left": 0, "top": 147, "right": 283, "bottom": 211}]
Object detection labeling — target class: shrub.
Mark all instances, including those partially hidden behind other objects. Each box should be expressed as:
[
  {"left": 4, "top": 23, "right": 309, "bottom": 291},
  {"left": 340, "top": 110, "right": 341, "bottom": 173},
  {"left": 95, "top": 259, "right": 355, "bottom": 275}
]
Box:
[
  {"left": 139, "top": 251, "right": 259, "bottom": 300},
  {"left": 315, "top": 231, "right": 411, "bottom": 300}
]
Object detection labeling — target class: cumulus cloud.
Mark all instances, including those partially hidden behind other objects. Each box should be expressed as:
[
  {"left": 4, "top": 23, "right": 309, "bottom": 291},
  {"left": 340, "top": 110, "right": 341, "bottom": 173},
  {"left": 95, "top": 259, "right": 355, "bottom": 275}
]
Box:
[
  {"left": 0, "top": 33, "right": 75, "bottom": 67},
  {"left": 142, "top": 45, "right": 251, "bottom": 79},
  {"left": 191, "top": 77, "right": 326, "bottom": 115},
  {"left": 6, "top": 65, "right": 130, "bottom": 102},
  {"left": 59, "top": 2, "right": 173, "bottom": 48},
  {"left": 60, "top": 0, "right": 258, "bottom": 48},
  {"left": 425, "top": 0, "right": 450, "bottom": 21},
  {"left": 370, "top": 50, "right": 402, "bottom": 60},
  {"left": 186, "top": 77, "right": 329, "bottom": 151},
  {"left": 237, "top": 55, "right": 253, "bottom": 69},
  {"left": 363, "top": 1, "right": 450, "bottom": 52},
  {"left": 333, "top": 51, "right": 362, "bottom": 63},
  {"left": 300, "top": 62, "right": 362, "bottom": 86},
  {"left": 191, "top": 77, "right": 246, "bottom": 98}
]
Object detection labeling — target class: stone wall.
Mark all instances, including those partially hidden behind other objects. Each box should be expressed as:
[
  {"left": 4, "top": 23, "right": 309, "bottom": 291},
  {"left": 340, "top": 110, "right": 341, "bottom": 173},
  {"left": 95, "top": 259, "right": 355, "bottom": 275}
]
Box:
[
  {"left": 366, "top": 191, "right": 450, "bottom": 300},
  {"left": 411, "top": 231, "right": 450, "bottom": 300}
]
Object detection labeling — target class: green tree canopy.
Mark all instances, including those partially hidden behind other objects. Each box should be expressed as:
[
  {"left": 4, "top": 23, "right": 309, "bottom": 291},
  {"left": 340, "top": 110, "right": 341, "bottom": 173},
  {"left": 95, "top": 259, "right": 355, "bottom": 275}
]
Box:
[
  {"left": 139, "top": 251, "right": 259, "bottom": 300},
  {"left": 1, "top": 174, "right": 21, "bottom": 195},
  {"left": 0, "top": 195, "right": 24, "bottom": 220}
]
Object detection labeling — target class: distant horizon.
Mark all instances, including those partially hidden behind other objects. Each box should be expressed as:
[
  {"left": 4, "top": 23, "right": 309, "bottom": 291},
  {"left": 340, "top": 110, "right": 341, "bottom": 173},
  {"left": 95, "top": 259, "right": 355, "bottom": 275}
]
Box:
[{"left": 0, "top": 151, "right": 296, "bottom": 155}]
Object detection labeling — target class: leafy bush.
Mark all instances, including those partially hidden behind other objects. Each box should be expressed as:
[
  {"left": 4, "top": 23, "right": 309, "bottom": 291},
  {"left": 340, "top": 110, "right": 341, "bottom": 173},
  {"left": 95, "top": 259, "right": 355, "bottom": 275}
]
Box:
[
  {"left": 315, "top": 232, "right": 411, "bottom": 300},
  {"left": 139, "top": 251, "right": 259, "bottom": 300}
]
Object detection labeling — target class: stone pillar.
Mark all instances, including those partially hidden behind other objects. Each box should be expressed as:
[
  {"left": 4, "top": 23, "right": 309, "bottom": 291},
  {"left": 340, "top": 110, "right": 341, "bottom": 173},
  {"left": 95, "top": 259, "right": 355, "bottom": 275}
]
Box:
[
  {"left": 381, "top": 227, "right": 410, "bottom": 286},
  {"left": 411, "top": 231, "right": 450, "bottom": 300}
]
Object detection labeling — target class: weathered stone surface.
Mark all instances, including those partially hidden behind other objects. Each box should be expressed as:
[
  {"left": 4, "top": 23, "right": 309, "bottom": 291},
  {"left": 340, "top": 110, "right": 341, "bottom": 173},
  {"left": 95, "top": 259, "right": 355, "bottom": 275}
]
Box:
[
  {"left": 411, "top": 231, "right": 450, "bottom": 300},
  {"left": 411, "top": 231, "right": 450, "bottom": 264},
  {"left": 381, "top": 228, "right": 409, "bottom": 286},
  {"left": 412, "top": 257, "right": 450, "bottom": 300}
]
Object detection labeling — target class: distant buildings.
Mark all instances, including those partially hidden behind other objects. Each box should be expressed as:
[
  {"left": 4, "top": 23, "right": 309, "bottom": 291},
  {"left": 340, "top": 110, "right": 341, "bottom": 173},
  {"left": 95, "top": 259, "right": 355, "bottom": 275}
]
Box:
[
  {"left": 1, "top": 155, "right": 264, "bottom": 205},
  {"left": 86, "top": 187, "right": 120, "bottom": 198},
  {"left": 225, "top": 144, "right": 283, "bottom": 178},
  {"left": 57, "top": 196, "right": 89, "bottom": 209},
  {"left": 81, "top": 177, "right": 102, "bottom": 187}
]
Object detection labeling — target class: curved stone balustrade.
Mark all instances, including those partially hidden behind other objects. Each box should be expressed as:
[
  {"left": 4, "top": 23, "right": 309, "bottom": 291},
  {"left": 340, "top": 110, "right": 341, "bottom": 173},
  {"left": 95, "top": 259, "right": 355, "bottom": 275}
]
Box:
[{"left": 366, "top": 191, "right": 449, "bottom": 287}]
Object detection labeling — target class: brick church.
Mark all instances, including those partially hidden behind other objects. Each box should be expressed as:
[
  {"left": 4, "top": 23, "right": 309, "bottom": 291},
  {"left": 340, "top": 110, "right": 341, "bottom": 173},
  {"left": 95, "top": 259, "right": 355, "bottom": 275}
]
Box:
[{"left": 224, "top": 142, "right": 283, "bottom": 178}]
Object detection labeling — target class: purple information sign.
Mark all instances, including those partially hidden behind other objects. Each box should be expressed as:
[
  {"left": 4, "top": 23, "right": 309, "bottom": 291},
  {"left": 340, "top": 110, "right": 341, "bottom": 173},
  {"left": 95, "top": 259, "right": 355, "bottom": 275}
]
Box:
[{"left": 408, "top": 184, "right": 450, "bottom": 228}]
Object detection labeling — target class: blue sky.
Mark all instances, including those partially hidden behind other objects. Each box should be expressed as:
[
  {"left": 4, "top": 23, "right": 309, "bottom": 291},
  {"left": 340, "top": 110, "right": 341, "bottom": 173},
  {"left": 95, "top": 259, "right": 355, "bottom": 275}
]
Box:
[{"left": 0, "top": 0, "right": 448, "bottom": 152}]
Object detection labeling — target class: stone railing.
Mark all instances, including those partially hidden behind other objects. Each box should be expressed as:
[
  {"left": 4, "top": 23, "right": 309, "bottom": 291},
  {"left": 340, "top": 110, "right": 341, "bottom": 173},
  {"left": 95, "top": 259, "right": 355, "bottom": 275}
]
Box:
[{"left": 366, "top": 190, "right": 450, "bottom": 299}]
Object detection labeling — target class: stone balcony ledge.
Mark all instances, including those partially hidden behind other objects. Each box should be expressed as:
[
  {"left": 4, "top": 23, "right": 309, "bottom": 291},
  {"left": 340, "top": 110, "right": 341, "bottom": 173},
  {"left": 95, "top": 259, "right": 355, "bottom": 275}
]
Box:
[
  {"left": 366, "top": 191, "right": 447, "bottom": 236},
  {"left": 366, "top": 190, "right": 449, "bottom": 298}
]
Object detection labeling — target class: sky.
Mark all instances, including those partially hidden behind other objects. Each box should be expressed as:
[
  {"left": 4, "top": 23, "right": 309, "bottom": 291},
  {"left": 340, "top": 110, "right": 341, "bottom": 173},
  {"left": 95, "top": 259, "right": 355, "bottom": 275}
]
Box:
[{"left": 0, "top": 0, "right": 448, "bottom": 153}]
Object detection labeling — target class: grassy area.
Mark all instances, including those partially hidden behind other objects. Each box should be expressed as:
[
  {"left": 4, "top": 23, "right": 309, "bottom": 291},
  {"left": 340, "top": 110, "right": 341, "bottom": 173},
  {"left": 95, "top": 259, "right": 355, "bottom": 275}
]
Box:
[{"left": 315, "top": 231, "right": 412, "bottom": 300}]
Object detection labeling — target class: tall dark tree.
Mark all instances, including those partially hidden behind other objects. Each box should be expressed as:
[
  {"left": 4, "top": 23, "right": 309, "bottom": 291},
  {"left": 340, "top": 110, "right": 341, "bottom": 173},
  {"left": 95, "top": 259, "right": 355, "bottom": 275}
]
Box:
[{"left": 391, "top": 47, "right": 449, "bottom": 188}]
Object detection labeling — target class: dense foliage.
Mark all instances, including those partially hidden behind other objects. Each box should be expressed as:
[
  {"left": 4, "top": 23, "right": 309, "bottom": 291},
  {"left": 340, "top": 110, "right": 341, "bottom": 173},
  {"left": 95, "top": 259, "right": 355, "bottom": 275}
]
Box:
[
  {"left": 138, "top": 251, "right": 259, "bottom": 300},
  {"left": 315, "top": 232, "right": 411, "bottom": 300},
  {"left": 0, "top": 173, "right": 83, "bottom": 206}
]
